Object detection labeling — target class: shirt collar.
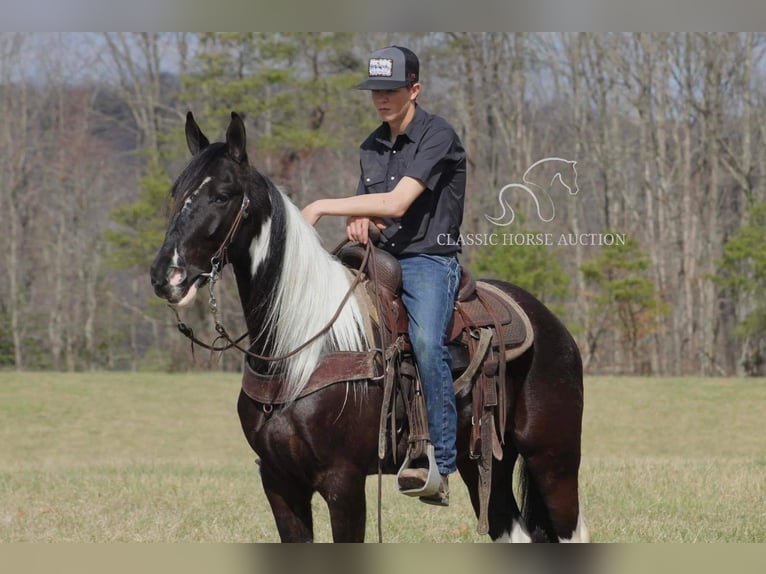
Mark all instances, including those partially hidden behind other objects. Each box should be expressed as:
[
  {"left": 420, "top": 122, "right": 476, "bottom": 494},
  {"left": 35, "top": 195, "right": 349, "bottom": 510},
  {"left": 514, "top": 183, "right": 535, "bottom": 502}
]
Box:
[
  {"left": 374, "top": 105, "right": 428, "bottom": 148},
  {"left": 402, "top": 104, "right": 428, "bottom": 141}
]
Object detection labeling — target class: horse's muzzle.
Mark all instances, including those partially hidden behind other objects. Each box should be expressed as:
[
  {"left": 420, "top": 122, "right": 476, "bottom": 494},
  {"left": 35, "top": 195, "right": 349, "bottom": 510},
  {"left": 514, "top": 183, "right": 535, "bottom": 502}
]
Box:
[
  {"left": 151, "top": 250, "right": 186, "bottom": 299},
  {"left": 150, "top": 253, "right": 209, "bottom": 307},
  {"left": 150, "top": 260, "right": 175, "bottom": 300}
]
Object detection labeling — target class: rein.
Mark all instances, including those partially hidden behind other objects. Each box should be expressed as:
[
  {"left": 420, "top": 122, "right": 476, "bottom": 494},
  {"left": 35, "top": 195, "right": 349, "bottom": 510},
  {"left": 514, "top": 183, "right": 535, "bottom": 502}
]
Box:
[
  {"left": 171, "top": 200, "right": 373, "bottom": 364},
  {"left": 212, "top": 239, "right": 371, "bottom": 362}
]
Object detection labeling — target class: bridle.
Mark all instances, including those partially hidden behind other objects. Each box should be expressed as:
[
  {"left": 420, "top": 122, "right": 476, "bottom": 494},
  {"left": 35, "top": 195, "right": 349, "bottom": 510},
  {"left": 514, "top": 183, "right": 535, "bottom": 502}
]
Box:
[
  {"left": 203, "top": 195, "right": 251, "bottom": 290},
  {"left": 170, "top": 194, "right": 373, "bottom": 364}
]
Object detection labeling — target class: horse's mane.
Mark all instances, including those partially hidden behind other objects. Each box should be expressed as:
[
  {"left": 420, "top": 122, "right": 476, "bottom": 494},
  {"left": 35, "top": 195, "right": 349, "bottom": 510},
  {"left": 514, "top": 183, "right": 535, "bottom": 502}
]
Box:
[{"left": 253, "top": 182, "right": 369, "bottom": 403}]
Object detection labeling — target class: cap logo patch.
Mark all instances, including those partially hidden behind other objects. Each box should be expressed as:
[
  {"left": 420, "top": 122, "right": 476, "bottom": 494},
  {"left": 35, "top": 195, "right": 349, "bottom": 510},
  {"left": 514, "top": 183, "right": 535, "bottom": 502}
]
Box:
[{"left": 369, "top": 58, "right": 393, "bottom": 77}]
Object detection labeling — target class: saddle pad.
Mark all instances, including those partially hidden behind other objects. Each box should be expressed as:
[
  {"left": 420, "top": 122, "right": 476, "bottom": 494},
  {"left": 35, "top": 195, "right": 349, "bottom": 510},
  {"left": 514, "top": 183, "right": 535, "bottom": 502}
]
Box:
[{"left": 452, "top": 282, "right": 534, "bottom": 358}]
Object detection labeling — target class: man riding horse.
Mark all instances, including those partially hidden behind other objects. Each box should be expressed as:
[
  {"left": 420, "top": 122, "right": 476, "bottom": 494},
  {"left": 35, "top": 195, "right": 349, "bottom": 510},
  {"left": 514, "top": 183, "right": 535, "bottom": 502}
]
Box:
[{"left": 302, "top": 46, "right": 465, "bottom": 506}]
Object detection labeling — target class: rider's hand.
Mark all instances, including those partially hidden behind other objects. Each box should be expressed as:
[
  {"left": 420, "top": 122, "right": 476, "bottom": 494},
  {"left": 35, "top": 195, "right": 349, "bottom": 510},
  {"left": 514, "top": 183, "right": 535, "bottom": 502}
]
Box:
[
  {"left": 346, "top": 216, "right": 370, "bottom": 244},
  {"left": 346, "top": 217, "right": 386, "bottom": 244}
]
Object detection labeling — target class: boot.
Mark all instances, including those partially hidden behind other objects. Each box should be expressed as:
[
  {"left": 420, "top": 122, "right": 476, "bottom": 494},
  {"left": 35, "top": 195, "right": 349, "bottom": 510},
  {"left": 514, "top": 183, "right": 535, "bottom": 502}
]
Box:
[{"left": 419, "top": 474, "right": 449, "bottom": 507}]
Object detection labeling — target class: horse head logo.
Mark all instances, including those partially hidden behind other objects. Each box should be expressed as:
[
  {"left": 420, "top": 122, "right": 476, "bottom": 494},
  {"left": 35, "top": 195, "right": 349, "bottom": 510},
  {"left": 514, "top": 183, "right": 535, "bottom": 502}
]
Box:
[{"left": 485, "top": 158, "right": 579, "bottom": 227}]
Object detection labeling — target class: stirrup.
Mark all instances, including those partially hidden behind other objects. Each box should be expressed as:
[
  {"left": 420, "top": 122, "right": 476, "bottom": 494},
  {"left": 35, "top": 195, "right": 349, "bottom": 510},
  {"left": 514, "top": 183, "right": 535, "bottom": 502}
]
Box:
[{"left": 396, "top": 444, "right": 441, "bottom": 497}]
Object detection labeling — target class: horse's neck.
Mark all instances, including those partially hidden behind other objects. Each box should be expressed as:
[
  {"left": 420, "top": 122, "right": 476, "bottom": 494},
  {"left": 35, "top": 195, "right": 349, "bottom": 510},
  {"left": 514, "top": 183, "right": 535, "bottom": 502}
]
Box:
[
  {"left": 230, "top": 185, "right": 287, "bottom": 358},
  {"left": 231, "top": 187, "right": 367, "bottom": 397}
]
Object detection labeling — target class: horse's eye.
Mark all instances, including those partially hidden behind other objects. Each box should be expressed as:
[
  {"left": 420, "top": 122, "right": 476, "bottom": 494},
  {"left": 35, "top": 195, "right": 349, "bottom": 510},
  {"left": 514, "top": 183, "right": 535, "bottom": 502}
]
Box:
[{"left": 213, "top": 193, "right": 232, "bottom": 204}]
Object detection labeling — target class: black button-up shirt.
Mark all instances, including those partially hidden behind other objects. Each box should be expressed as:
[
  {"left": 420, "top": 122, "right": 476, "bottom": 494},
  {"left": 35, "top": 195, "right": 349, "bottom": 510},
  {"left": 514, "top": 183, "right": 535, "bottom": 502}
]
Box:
[{"left": 355, "top": 105, "right": 466, "bottom": 257}]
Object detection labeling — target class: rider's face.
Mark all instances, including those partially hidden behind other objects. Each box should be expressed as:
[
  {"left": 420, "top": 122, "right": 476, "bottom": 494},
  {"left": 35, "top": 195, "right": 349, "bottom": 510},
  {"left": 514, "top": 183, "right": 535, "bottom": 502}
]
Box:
[{"left": 370, "top": 84, "right": 419, "bottom": 127}]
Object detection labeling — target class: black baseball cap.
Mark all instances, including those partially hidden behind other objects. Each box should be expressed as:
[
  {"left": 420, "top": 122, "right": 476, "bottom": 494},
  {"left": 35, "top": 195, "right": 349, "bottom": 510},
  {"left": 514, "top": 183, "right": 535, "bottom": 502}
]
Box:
[{"left": 356, "top": 46, "right": 420, "bottom": 90}]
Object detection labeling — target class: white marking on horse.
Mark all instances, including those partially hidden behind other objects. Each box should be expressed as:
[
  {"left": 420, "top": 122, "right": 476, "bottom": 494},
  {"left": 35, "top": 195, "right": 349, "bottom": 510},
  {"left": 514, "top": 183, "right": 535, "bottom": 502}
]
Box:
[
  {"left": 559, "top": 513, "right": 590, "bottom": 543},
  {"left": 249, "top": 218, "right": 272, "bottom": 277},
  {"left": 493, "top": 520, "right": 532, "bottom": 543},
  {"left": 168, "top": 248, "right": 185, "bottom": 286},
  {"left": 182, "top": 176, "right": 212, "bottom": 212}
]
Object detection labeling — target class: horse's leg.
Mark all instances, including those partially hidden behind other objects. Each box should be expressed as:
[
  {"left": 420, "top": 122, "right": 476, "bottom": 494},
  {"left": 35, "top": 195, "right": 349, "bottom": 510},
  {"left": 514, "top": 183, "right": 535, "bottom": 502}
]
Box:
[
  {"left": 515, "top": 395, "right": 588, "bottom": 542},
  {"left": 238, "top": 393, "right": 315, "bottom": 542},
  {"left": 521, "top": 450, "right": 588, "bottom": 542},
  {"left": 260, "top": 466, "right": 315, "bottom": 543},
  {"left": 318, "top": 468, "right": 368, "bottom": 542},
  {"left": 457, "top": 437, "right": 527, "bottom": 541}
]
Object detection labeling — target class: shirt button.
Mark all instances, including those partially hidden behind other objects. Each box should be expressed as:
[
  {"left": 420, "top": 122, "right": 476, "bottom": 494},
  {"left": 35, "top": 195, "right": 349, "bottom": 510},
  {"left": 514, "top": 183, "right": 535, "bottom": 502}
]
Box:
[
  {"left": 390, "top": 242, "right": 396, "bottom": 247},
  {"left": 366, "top": 177, "right": 371, "bottom": 182},
  {"left": 392, "top": 150, "right": 397, "bottom": 154},
  {"left": 390, "top": 176, "right": 395, "bottom": 180}
]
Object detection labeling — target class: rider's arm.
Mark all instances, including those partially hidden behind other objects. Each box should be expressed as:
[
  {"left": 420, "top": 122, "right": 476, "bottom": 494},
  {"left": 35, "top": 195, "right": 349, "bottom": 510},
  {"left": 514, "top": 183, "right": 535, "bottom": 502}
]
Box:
[{"left": 302, "top": 176, "right": 426, "bottom": 226}]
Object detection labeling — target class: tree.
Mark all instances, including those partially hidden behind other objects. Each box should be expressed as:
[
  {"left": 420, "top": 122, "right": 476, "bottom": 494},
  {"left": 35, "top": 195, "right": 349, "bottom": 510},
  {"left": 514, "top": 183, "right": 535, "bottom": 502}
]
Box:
[
  {"left": 715, "top": 202, "right": 766, "bottom": 374},
  {"left": 580, "top": 235, "right": 669, "bottom": 373},
  {"left": 100, "top": 32, "right": 186, "bottom": 370},
  {"left": 181, "top": 33, "right": 370, "bottom": 201},
  {"left": 0, "top": 33, "right": 36, "bottom": 369},
  {"left": 106, "top": 160, "right": 171, "bottom": 270},
  {"left": 472, "top": 233, "right": 572, "bottom": 320},
  {"left": 5, "top": 32, "right": 766, "bottom": 375}
]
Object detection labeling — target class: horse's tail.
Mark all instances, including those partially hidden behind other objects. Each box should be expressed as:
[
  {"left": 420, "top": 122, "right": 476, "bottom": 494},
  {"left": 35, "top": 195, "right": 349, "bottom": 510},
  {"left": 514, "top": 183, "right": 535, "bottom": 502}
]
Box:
[{"left": 517, "top": 458, "right": 555, "bottom": 542}]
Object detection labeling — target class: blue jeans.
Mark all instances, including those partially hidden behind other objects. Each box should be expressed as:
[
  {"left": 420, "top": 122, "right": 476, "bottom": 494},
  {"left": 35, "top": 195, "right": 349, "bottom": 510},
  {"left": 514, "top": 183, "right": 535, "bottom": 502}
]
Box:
[{"left": 399, "top": 254, "right": 461, "bottom": 476}]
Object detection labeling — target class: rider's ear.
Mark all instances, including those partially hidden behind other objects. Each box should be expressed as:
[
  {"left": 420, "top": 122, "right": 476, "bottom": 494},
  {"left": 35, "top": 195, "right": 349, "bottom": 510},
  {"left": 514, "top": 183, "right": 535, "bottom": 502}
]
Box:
[
  {"left": 226, "top": 112, "right": 248, "bottom": 165},
  {"left": 185, "top": 111, "right": 210, "bottom": 156}
]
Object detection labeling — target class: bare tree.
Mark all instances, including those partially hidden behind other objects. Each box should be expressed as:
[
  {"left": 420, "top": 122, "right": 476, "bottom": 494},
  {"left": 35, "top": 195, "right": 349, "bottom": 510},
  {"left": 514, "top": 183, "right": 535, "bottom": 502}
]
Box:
[{"left": 0, "top": 33, "right": 37, "bottom": 369}]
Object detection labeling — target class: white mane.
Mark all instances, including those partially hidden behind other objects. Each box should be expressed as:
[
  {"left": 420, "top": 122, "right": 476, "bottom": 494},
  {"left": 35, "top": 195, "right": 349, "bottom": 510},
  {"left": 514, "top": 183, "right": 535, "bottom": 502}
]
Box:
[{"left": 254, "top": 190, "right": 369, "bottom": 403}]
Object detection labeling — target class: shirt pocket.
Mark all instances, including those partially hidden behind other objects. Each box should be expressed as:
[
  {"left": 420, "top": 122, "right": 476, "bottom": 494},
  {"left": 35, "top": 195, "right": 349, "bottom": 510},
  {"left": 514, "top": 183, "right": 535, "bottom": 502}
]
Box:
[
  {"left": 360, "top": 149, "right": 389, "bottom": 194},
  {"left": 360, "top": 165, "right": 387, "bottom": 194}
]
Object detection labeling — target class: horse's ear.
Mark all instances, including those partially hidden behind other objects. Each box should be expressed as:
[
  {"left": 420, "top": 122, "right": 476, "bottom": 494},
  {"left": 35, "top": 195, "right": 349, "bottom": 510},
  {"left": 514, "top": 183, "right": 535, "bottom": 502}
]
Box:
[
  {"left": 226, "top": 112, "right": 248, "bottom": 164},
  {"left": 185, "top": 111, "right": 210, "bottom": 156}
]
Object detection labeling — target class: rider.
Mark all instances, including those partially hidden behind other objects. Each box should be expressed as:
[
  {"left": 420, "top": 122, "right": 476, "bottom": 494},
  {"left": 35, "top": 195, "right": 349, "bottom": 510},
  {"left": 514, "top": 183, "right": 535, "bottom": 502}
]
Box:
[{"left": 302, "top": 45, "right": 466, "bottom": 506}]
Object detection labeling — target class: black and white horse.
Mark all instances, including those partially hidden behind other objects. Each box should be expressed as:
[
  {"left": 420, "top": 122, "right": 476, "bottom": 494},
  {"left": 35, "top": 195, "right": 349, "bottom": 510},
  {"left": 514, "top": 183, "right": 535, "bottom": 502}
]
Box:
[{"left": 150, "top": 112, "right": 589, "bottom": 542}]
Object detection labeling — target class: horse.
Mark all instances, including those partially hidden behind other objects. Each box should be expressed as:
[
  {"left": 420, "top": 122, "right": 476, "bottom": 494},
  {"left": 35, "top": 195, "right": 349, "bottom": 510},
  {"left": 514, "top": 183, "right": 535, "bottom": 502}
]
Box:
[{"left": 149, "top": 112, "right": 589, "bottom": 543}]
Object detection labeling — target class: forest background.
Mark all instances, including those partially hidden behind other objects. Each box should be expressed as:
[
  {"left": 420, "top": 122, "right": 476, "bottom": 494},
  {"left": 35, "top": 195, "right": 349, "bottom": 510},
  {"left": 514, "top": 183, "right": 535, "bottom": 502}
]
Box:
[{"left": 1, "top": 32, "right": 765, "bottom": 376}]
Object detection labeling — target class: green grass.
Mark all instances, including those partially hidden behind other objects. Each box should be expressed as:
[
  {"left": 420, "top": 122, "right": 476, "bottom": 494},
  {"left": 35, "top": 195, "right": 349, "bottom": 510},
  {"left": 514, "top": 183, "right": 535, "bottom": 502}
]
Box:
[{"left": 1, "top": 372, "right": 764, "bottom": 542}]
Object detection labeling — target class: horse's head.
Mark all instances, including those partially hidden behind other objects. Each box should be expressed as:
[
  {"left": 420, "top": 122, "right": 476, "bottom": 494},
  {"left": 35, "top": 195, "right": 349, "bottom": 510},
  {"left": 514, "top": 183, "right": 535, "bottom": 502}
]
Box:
[{"left": 150, "top": 112, "right": 271, "bottom": 306}]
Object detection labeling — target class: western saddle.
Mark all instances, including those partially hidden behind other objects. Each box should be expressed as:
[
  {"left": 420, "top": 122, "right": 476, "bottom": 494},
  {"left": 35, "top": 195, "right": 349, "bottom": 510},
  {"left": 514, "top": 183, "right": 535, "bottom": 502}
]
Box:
[{"left": 336, "top": 242, "right": 534, "bottom": 534}]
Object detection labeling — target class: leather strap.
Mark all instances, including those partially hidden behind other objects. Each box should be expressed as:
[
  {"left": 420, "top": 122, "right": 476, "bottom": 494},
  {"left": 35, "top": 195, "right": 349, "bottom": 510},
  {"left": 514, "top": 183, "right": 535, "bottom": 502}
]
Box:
[
  {"left": 476, "top": 407, "right": 494, "bottom": 536},
  {"left": 378, "top": 344, "right": 401, "bottom": 460},
  {"left": 241, "top": 350, "right": 379, "bottom": 406},
  {"left": 477, "top": 289, "right": 507, "bottom": 448},
  {"left": 453, "top": 327, "right": 493, "bottom": 398}
]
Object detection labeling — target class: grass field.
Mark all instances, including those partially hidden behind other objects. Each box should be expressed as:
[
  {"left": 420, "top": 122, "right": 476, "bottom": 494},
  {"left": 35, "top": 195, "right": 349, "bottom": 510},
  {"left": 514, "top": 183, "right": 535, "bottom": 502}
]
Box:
[{"left": 1, "top": 371, "right": 765, "bottom": 542}]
